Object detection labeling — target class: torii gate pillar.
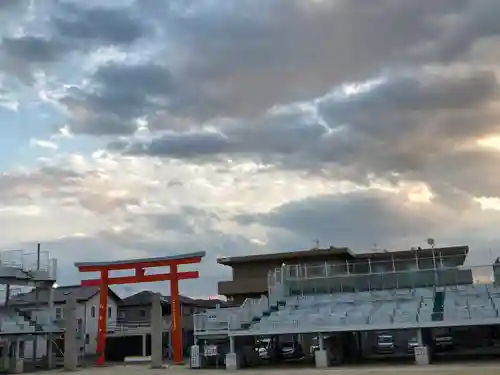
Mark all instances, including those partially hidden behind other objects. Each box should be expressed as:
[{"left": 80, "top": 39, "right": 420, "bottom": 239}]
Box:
[{"left": 75, "top": 252, "right": 205, "bottom": 366}]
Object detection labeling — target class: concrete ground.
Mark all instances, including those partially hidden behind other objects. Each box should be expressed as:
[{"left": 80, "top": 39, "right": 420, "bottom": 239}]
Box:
[{"left": 32, "top": 362, "right": 500, "bottom": 375}]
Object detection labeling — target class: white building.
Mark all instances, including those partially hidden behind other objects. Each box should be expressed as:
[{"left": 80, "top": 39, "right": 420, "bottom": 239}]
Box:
[{"left": 9, "top": 285, "right": 121, "bottom": 358}]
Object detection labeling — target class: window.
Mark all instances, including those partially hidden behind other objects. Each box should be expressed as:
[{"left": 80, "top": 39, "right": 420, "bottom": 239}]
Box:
[
  {"left": 91, "top": 306, "right": 96, "bottom": 318},
  {"left": 55, "top": 307, "right": 62, "bottom": 320},
  {"left": 108, "top": 307, "right": 112, "bottom": 318},
  {"left": 139, "top": 309, "right": 146, "bottom": 318},
  {"left": 77, "top": 318, "right": 83, "bottom": 333},
  {"left": 119, "top": 311, "right": 125, "bottom": 320},
  {"left": 85, "top": 334, "right": 90, "bottom": 345}
]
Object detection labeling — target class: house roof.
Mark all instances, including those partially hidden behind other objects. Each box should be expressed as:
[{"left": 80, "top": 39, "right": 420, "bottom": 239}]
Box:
[
  {"left": 217, "top": 245, "right": 469, "bottom": 266},
  {"left": 120, "top": 290, "right": 225, "bottom": 308},
  {"left": 9, "top": 285, "right": 121, "bottom": 306},
  {"left": 120, "top": 291, "right": 159, "bottom": 306}
]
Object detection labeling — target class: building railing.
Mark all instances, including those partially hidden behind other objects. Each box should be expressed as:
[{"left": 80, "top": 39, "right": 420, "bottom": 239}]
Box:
[
  {"left": 267, "top": 256, "right": 500, "bottom": 308},
  {"left": 0, "top": 250, "right": 57, "bottom": 281},
  {"left": 271, "top": 253, "right": 472, "bottom": 282},
  {"left": 107, "top": 319, "right": 171, "bottom": 334}
]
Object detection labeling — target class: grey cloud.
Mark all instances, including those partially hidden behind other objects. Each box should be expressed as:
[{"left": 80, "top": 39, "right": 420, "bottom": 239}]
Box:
[
  {"left": 0, "top": 0, "right": 28, "bottom": 10},
  {"left": 117, "top": 67, "right": 500, "bottom": 203},
  {"left": 234, "top": 189, "right": 496, "bottom": 254},
  {"left": 53, "top": 4, "right": 147, "bottom": 45},
  {"left": 236, "top": 191, "right": 441, "bottom": 250},
  {"left": 414, "top": 0, "right": 500, "bottom": 63},
  {"left": 311, "top": 70, "right": 500, "bottom": 196},
  {"left": 323, "top": 70, "right": 499, "bottom": 119},
  {"left": 1, "top": 36, "right": 65, "bottom": 63},
  {"left": 68, "top": 114, "right": 138, "bottom": 136},
  {"left": 162, "top": 0, "right": 474, "bottom": 117},
  {"left": 34, "top": 0, "right": 500, "bottom": 137},
  {"left": 123, "top": 110, "right": 327, "bottom": 160},
  {"left": 127, "top": 132, "right": 230, "bottom": 159},
  {"left": 63, "top": 62, "right": 211, "bottom": 135},
  {"left": 139, "top": 0, "right": 500, "bottom": 120},
  {"left": 0, "top": 2, "right": 148, "bottom": 85},
  {"left": 311, "top": 69, "right": 500, "bottom": 165}
]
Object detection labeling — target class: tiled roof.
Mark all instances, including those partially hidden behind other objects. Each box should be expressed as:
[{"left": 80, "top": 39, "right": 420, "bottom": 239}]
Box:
[
  {"left": 120, "top": 291, "right": 225, "bottom": 307},
  {"left": 9, "top": 285, "right": 120, "bottom": 305}
]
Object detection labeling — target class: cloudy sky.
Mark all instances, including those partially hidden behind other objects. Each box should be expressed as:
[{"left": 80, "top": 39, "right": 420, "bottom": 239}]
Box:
[{"left": 2, "top": 0, "right": 500, "bottom": 297}]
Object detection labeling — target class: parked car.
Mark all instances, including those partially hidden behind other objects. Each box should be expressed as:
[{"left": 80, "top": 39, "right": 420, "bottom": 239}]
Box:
[
  {"left": 256, "top": 338, "right": 272, "bottom": 360},
  {"left": 434, "top": 334, "right": 453, "bottom": 352},
  {"left": 256, "top": 340, "right": 304, "bottom": 360},
  {"left": 280, "top": 341, "right": 304, "bottom": 360},
  {"left": 375, "top": 334, "right": 395, "bottom": 354}
]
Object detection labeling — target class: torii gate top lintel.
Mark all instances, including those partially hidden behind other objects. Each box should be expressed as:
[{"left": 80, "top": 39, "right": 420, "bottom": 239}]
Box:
[
  {"left": 74, "top": 251, "right": 205, "bottom": 366},
  {"left": 75, "top": 251, "right": 205, "bottom": 271}
]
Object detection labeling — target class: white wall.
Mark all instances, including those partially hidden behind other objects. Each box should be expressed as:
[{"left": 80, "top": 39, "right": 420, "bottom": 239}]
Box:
[
  {"left": 82, "top": 293, "right": 118, "bottom": 354},
  {"left": 23, "top": 292, "right": 118, "bottom": 358}
]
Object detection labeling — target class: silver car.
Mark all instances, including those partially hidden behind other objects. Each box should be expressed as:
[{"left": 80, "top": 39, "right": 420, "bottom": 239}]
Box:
[{"left": 375, "top": 334, "right": 395, "bottom": 353}]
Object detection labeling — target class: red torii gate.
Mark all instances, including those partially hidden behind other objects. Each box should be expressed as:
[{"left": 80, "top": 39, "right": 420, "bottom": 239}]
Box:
[{"left": 75, "top": 251, "right": 205, "bottom": 366}]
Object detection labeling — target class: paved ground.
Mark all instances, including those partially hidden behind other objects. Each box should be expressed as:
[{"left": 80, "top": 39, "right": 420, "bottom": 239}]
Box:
[{"left": 33, "top": 362, "right": 500, "bottom": 375}]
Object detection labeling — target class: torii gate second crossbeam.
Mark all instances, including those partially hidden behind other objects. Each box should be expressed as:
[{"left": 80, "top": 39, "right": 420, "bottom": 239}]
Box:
[{"left": 75, "top": 251, "right": 205, "bottom": 366}]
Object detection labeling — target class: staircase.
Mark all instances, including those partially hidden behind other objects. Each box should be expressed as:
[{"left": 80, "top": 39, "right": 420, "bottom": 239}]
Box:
[
  {"left": 432, "top": 290, "right": 445, "bottom": 321},
  {"left": 15, "top": 309, "right": 44, "bottom": 331}
]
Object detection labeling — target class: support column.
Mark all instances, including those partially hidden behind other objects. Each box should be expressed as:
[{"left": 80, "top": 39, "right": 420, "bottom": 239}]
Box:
[
  {"left": 46, "top": 286, "right": 55, "bottom": 369},
  {"left": 314, "top": 333, "right": 329, "bottom": 368},
  {"left": 170, "top": 264, "right": 183, "bottom": 364},
  {"left": 11, "top": 339, "right": 24, "bottom": 374},
  {"left": 150, "top": 293, "right": 163, "bottom": 368},
  {"left": 225, "top": 336, "right": 238, "bottom": 370},
  {"left": 64, "top": 294, "right": 78, "bottom": 371},
  {"left": 142, "top": 334, "right": 147, "bottom": 357},
  {"left": 414, "top": 328, "right": 429, "bottom": 365},
  {"left": 2, "top": 341, "right": 8, "bottom": 371},
  {"left": 96, "top": 270, "right": 109, "bottom": 366}
]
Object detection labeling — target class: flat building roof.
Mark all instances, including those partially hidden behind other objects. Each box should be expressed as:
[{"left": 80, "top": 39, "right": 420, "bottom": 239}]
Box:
[{"left": 217, "top": 245, "right": 468, "bottom": 266}]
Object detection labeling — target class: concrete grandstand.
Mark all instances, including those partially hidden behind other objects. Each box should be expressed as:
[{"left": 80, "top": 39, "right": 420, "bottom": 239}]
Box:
[
  {"left": 192, "top": 245, "right": 500, "bottom": 370},
  {"left": 0, "top": 248, "right": 60, "bottom": 373}
]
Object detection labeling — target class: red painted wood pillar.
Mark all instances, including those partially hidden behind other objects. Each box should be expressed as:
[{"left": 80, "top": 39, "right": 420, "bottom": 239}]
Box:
[
  {"left": 96, "top": 270, "right": 109, "bottom": 366},
  {"left": 170, "top": 264, "right": 182, "bottom": 364}
]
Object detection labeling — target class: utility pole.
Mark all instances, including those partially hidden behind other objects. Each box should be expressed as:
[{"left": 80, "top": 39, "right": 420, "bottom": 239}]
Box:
[{"left": 32, "top": 243, "right": 41, "bottom": 364}]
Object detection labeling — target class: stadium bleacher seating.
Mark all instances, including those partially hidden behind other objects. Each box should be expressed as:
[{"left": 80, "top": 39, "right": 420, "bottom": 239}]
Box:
[{"left": 194, "top": 283, "right": 500, "bottom": 336}]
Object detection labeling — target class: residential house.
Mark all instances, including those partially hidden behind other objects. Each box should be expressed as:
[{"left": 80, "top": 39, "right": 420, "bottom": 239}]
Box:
[
  {"left": 9, "top": 285, "right": 121, "bottom": 358},
  {"left": 117, "top": 291, "right": 223, "bottom": 353}
]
